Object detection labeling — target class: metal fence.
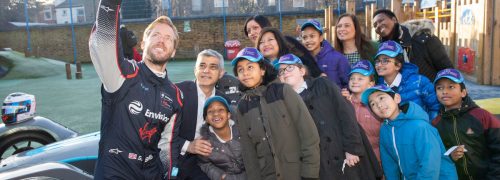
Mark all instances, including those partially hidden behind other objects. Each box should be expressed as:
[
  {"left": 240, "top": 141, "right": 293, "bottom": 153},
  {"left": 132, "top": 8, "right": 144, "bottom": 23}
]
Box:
[{"left": 0, "top": 0, "right": 396, "bottom": 63}]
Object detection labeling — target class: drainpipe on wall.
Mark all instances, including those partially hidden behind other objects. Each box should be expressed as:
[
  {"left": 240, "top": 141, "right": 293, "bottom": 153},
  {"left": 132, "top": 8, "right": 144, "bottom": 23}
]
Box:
[{"left": 24, "top": 0, "right": 31, "bottom": 54}]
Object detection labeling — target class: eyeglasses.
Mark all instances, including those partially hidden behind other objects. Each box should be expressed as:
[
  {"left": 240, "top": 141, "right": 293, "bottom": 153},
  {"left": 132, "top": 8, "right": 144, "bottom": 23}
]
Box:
[
  {"left": 375, "top": 57, "right": 395, "bottom": 66},
  {"left": 278, "top": 65, "right": 297, "bottom": 76}
]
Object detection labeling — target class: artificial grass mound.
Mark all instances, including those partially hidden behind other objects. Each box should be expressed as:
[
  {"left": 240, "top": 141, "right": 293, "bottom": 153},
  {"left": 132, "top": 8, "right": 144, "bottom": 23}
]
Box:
[{"left": 0, "top": 50, "right": 66, "bottom": 80}]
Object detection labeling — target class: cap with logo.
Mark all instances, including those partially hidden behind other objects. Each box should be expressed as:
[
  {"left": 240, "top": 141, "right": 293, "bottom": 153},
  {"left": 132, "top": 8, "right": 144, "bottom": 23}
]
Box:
[
  {"left": 433, "top": 68, "right": 464, "bottom": 84},
  {"left": 374, "top": 40, "right": 403, "bottom": 59},
  {"left": 301, "top": 19, "right": 323, "bottom": 34},
  {"left": 274, "top": 53, "right": 303, "bottom": 70},
  {"left": 361, "top": 85, "right": 396, "bottom": 105},
  {"left": 349, "top": 60, "right": 375, "bottom": 76},
  {"left": 231, "top": 47, "right": 264, "bottom": 66}
]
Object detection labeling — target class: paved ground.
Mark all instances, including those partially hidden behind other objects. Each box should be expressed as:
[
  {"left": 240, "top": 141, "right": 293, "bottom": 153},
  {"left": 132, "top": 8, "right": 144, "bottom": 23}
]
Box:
[
  {"left": 464, "top": 79, "right": 500, "bottom": 117},
  {"left": 464, "top": 79, "right": 500, "bottom": 100}
]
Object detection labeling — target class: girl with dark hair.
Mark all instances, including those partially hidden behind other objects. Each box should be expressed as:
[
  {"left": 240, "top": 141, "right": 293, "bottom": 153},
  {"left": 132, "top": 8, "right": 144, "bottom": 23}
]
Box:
[
  {"left": 335, "top": 13, "right": 378, "bottom": 65},
  {"left": 373, "top": 9, "right": 453, "bottom": 81},
  {"left": 256, "top": 27, "right": 323, "bottom": 78},
  {"left": 243, "top": 15, "right": 272, "bottom": 45},
  {"left": 231, "top": 47, "right": 320, "bottom": 180}
]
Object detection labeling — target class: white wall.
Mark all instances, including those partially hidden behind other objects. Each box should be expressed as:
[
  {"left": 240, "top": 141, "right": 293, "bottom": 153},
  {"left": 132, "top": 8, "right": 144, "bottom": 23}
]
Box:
[{"left": 55, "top": 7, "right": 85, "bottom": 24}]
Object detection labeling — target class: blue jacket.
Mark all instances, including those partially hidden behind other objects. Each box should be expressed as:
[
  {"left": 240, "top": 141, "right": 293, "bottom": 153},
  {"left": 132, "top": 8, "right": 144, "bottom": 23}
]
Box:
[
  {"left": 380, "top": 102, "right": 457, "bottom": 180},
  {"left": 378, "top": 63, "right": 439, "bottom": 120},
  {"left": 315, "top": 40, "right": 350, "bottom": 89}
]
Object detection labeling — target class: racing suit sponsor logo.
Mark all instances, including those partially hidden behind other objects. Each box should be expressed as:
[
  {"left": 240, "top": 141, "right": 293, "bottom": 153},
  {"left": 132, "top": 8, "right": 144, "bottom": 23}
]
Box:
[
  {"left": 145, "top": 154, "right": 153, "bottom": 163},
  {"left": 140, "top": 83, "right": 150, "bottom": 92},
  {"left": 129, "top": 101, "right": 143, "bottom": 115},
  {"left": 109, "top": 148, "right": 122, "bottom": 154},
  {"left": 139, "top": 122, "right": 157, "bottom": 143},
  {"left": 145, "top": 109, "right": 170, "bottom": 122},
  {"left": 160, "top": 91, "right": 173, "bottom": 110},
  {"left": 128, "top": 153, "right": 137, "bottom": 160},
  {"left": 100, "top": 5, "right": 114, "bottom": 12}
]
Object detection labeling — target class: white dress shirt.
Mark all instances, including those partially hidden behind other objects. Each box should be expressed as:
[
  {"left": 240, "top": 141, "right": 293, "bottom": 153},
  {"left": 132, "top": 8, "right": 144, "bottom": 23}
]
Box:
[{"left": 180, "top": 83, "right": 216, "bottom": 155}]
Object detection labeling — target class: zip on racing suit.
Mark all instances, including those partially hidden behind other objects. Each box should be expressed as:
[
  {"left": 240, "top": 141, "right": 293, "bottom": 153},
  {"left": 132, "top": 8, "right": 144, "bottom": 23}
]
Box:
[{"left": 89, "top": 0, "right": 182, "bottom": 179}]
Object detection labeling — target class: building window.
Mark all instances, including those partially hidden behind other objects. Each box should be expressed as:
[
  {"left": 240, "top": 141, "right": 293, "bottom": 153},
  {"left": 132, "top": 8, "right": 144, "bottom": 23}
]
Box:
[
  {"left": 192, "top": 0, "right": 201, "bottom": 11},
  {"left": 62, "top": 10, "right": 67, "bottom": 16},
  {"left": 268, "top": 0, "right": 275, "bottom": 6},
  {"left": 77, "top": 8, "right": 84, "bottom": 16},
  {"left": 214, "top": 0, "right": 228, "bottom": 7},
  {"left": 293, "top": 0, "right": 304, "bottom": 7},
  {"left": 44, "top": 11, "right": 52, "bottom": 20}
]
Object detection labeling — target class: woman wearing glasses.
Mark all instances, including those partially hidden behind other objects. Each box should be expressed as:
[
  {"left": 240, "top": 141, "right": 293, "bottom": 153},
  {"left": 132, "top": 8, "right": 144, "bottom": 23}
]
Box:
[
  {"left": 275, "top": 53, "right": 383, "bottom": 180},
  {"left": 374, "top": 41, "right": 440, "bottom": 120}
]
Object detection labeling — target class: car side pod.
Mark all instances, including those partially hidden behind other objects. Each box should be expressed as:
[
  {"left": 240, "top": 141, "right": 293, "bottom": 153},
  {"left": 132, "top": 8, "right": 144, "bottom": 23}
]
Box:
[
  {"left": 0, "top": 161, "right": 93, "bottom": 179},
  {"left": 0, "top": 116, "right": 78, "bottom": 159}
]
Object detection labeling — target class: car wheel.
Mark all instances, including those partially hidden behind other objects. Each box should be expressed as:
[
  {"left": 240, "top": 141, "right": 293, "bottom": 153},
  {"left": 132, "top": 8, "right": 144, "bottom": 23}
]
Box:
[{"left": 0, "top": 132, "right": 55, "bottom": 159}]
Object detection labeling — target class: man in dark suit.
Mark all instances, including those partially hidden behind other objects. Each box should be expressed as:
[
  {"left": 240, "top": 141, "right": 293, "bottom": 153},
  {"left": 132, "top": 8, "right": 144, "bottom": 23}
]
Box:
[{"left": 174, "top": 49, "right": 230, "bottom": 179}]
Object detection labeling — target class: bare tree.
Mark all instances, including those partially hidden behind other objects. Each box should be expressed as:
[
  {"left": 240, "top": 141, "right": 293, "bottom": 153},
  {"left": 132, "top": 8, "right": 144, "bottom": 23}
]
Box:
[
  {"left": 230, "top": 0, "right": 266, "bottom": 14},
  {"left": 0, "top": 0, "right": 43, "bottom": 25}
]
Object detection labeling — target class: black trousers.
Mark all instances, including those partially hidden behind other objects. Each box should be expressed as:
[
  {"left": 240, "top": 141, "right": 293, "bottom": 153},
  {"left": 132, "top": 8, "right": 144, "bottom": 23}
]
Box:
[{"left": 177, "top": 154, "right": 210, "bottom": 180}]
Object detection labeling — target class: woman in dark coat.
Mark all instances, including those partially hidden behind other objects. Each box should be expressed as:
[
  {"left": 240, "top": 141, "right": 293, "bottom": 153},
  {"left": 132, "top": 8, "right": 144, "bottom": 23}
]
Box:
[{"left": 276, "top": 54, "right": 383, "bottom": 180}]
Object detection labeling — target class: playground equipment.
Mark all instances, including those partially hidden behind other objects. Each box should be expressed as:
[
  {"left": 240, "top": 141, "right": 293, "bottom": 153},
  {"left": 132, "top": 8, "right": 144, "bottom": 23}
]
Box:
[{"left": 323, "top": 0, "right": 500, "bottom": 85}]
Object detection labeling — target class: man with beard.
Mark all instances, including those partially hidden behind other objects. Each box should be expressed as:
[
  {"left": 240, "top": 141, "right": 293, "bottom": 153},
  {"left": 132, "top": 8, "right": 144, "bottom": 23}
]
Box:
[
  {"left": 174, "top": 49, "right": 230, "bottom": 179},
  {"left": 89, "top": 0, "right": 183, "bottom": 179}
]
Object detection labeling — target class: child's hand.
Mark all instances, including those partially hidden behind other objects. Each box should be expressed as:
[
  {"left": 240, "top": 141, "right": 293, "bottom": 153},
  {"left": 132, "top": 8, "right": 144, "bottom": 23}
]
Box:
[
  {"left": 341, "top": 88, "right": 351, "bottom": 101},
  {"left": 187, "top": 138, "right": 212, "bottom": 156},
  {"left": 344, "top": 152, "right": 359, "bottom": 167},
  {"left": 451, "top": 145, "right": 465, "bottom": 161}
]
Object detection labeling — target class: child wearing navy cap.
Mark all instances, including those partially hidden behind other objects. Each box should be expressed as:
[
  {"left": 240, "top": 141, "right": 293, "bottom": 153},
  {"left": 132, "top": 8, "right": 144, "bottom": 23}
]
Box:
[
  {"left": 374, "top": 40, "right": 440, "bottom": 120},
  {"left": 198, "top": 96, "right": 246, "bottom": 180},
  {"left": 362, "top": 85, "right": 458, "bottom": 180},
  {"left": 432, "top": 68, "right": 500, "bottom": 179}
]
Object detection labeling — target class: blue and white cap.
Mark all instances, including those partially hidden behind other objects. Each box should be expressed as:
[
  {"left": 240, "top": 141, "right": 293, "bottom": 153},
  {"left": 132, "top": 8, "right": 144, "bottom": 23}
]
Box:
[
  {"left": 301, "top": 19, "right": 323, "bottom": 34},
  {"left": 349, "top": 60, "right": 375, "bottom": 76},
  {"left": 231, "top": 47, "right": 264, "bottom": 66},
  {"left": 434, "top": 68, "right": 464, "bottom": 84},
  {"left": 374, "top": 40, "right": 403, "bottom": 59},
  {"left": 361, "top": 85, "right": 396, "bottom": 105},
  {"left": 274, "top": 53, "right": 303, "bottom": 69}
]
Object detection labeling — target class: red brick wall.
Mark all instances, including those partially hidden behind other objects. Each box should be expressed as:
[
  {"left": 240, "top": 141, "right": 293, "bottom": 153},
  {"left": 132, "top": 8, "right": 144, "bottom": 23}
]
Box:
[{"left": 0, "top": 13, "right": 369, "bottom": 62}]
